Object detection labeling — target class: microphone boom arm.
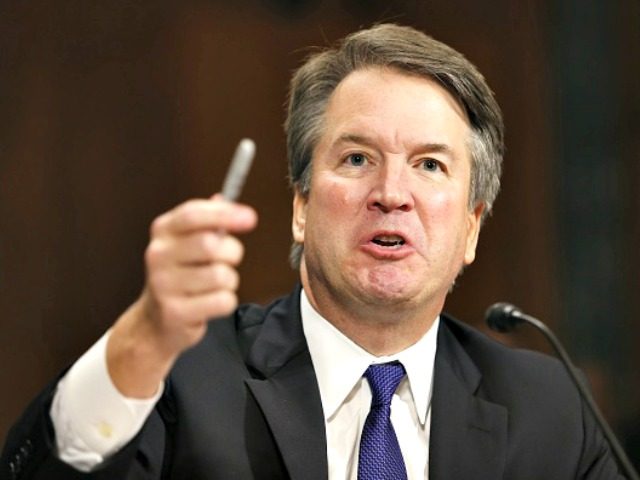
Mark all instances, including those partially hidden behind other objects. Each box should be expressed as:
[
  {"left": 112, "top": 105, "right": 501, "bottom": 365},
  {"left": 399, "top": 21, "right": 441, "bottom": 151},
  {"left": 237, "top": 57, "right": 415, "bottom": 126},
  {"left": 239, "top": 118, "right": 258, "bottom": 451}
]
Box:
[{"left": 488, "top": 305, "right": 639, "bottom": 480}]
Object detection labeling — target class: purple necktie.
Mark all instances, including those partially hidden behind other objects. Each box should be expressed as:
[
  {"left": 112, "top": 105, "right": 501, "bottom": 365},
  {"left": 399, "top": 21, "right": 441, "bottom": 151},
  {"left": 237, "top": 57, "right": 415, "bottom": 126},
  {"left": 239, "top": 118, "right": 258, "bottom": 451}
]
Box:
[{"left": 357, "top": 362, "right": 408, "bottom": 480}]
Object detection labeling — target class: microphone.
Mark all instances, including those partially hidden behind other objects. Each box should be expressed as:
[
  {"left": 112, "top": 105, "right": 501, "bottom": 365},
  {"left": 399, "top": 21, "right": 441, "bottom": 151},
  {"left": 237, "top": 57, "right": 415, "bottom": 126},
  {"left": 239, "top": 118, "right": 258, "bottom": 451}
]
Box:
[
  {"left": 485, "top": 302, "right": 525, "bottom": 332},
  {"left": 485, "top": 303, "right": 639, "bottom": 480}
]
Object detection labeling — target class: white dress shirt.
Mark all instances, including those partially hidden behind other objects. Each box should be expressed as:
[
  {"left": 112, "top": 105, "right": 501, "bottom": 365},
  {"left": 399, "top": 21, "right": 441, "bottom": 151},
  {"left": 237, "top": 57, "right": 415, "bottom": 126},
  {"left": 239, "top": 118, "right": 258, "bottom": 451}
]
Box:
[
  {"left": 301, "top": 291, "right": 438, "bottom": 480},
  {"left": 50, "top": 332, "right": 163, "bottom": 472},
  {"left": 51, "top": 289, "right": 439, "bottom": 478}
]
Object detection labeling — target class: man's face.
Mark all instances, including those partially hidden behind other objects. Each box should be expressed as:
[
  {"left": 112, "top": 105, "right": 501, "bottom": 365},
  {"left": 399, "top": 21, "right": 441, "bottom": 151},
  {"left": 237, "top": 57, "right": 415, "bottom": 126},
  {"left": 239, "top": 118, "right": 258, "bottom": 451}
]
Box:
[{"left": 293, "top": 67, "right": 483, "bottom": 319}]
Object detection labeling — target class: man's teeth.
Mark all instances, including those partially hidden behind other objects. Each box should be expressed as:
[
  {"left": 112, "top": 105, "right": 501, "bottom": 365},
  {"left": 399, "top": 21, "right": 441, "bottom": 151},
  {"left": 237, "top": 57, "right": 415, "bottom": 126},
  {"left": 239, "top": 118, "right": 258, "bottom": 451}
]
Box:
[{"left": 372, "top": 235, "right": 405, "bottom": 247}]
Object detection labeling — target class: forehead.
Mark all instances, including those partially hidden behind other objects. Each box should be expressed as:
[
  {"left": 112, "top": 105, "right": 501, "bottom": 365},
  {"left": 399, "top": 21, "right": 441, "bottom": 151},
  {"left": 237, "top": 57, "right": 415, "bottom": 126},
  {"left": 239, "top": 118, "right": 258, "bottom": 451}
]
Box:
[{"left": 317, "top": 67, "right": 471, "bottom": 154}]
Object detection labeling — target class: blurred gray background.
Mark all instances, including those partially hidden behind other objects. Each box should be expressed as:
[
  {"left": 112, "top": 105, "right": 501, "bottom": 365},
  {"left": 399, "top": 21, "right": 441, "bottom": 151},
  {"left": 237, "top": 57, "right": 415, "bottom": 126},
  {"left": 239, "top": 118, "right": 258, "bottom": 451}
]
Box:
[{"left": 1, "top": 0, "right": 639, "bottom": 466}]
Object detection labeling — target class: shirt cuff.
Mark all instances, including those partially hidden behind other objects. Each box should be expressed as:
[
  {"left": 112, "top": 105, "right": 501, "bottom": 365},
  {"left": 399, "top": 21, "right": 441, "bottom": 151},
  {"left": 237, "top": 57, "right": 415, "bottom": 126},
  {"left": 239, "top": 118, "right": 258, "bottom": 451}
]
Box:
[{"left": 50, "top": 330, "right": 164, "bottom": 472}]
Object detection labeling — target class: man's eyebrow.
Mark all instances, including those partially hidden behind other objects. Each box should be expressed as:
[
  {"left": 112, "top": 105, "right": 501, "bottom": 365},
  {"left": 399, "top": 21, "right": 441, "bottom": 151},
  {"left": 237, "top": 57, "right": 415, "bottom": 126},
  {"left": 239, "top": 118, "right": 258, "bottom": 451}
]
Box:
[
  {"left": 334, "top": 133, "right": 377, "bottom": 148},
  {"left": 334, "top": 133, "right": 454, "bottom": 156}
]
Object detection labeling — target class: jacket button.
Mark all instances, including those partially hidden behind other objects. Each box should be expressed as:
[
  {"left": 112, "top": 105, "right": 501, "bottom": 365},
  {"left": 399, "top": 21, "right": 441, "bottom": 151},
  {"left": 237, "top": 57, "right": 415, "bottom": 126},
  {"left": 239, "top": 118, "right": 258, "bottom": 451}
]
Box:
[
  {"left": 9, "top": 460, "right": 19, "bottom": 479},
  {"left": 12, "top": 453, "right": 23, "bottom": 475},
  {"left": 20, "top": 446, "right": 29, "bottom": 458}
]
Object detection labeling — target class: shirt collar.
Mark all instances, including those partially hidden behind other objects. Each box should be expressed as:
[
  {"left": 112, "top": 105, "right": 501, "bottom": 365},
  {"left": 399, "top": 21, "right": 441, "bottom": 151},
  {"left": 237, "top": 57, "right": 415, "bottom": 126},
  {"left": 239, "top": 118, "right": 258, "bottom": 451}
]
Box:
[{"left": 300, "top": 288, "right": 439, "bottom": 426}]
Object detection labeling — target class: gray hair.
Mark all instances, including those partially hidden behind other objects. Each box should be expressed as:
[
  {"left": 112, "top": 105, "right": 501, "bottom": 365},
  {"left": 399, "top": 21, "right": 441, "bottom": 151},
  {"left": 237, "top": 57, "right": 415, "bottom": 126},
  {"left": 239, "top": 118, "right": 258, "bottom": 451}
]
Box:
[{"left": 285, "top": 24, "right": 504, "bottom": 268}]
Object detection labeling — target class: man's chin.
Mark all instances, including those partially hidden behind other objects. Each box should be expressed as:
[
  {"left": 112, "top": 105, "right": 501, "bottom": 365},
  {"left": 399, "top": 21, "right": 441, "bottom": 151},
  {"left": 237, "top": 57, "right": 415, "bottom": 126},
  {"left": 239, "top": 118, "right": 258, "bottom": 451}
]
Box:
[
  {"left": 358, "top": 267, "right": 419, "bottom": 299},
  {"left": 354, "top": 282, "right": 420, "bottom": 308}
]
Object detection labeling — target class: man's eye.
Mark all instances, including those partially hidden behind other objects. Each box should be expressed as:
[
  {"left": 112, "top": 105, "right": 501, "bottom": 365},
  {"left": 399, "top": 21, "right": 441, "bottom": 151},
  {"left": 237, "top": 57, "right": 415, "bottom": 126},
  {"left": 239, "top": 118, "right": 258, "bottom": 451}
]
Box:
[
  {"left": 346, "top": 153, "right": 367, "bottom": 166},
  {"left": 422, "top": 158, "right": 441, "bottom": 172}
]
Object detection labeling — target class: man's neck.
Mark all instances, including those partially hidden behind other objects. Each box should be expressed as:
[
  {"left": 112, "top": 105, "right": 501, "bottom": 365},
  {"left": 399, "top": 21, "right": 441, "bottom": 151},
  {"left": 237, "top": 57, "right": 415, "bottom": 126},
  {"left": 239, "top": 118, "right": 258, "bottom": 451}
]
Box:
[{"left": 301, "top": 277, "right": 441, "bottom": 357}]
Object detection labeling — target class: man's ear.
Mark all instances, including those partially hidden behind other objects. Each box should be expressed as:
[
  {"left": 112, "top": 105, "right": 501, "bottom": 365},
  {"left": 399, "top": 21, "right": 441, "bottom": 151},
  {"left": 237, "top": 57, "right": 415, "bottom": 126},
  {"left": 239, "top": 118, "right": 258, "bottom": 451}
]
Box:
[
  {"left": 292, "top": 190, "right": 308, "bottom": 243},
  {"left": 464, "top": 201, "right": 485, "bottom": 265}
]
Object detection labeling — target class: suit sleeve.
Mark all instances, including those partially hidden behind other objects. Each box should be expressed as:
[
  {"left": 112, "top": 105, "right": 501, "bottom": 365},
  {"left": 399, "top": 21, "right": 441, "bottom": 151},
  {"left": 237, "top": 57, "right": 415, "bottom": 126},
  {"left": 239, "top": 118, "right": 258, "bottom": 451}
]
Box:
[{"left": 576, "top": 381, "right": 628, "bottom": 479}]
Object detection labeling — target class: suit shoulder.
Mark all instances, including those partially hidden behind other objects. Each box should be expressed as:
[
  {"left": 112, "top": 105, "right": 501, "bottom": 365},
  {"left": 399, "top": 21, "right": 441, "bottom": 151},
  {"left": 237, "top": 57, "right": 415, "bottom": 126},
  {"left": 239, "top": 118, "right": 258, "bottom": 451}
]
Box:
[
  {"left": 181, "top": 287, "right": 302, "bottom": 369},
  {"left": 441, "top": 313, "right": 562, "bottom": 367},
  {"left": 440, "top": 313, "right": 576, "bottom": 398}
]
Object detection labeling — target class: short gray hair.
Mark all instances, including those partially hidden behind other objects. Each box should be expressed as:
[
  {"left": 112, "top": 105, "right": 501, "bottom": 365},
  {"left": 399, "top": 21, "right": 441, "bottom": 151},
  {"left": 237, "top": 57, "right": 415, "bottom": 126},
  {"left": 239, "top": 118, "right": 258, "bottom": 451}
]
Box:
[{"left": 285, "top": 24, "right": 504, "bottom": 268}]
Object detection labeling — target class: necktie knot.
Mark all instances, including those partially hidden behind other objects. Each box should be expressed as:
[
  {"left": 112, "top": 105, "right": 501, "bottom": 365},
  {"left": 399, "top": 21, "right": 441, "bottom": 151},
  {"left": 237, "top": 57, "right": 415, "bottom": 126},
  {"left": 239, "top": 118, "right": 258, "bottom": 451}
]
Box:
[{"left": 364, "top": 362, "right": 406, "bottom": 408}]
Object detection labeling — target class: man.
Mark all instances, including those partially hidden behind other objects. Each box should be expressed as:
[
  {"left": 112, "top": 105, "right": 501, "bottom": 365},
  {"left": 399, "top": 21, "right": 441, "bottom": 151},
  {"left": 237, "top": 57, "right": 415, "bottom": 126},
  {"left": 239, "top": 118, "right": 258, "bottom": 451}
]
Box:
[{"left": 1, "top": 24, "right": 624, "bottom": 479}]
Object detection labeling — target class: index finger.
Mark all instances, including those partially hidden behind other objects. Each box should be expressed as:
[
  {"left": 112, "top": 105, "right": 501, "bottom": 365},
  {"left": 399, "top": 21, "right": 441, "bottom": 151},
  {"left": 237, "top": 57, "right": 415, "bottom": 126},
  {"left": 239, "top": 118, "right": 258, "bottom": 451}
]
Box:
[{"left": 153, "top": 199, "right": 258, "bottom": 236}]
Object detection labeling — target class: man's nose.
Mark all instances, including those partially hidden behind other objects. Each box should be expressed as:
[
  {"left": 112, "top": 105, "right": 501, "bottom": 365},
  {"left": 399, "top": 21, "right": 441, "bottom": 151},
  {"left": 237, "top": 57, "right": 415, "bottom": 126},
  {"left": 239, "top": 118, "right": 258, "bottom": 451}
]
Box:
[{"left": 367, "top": 161, "right": 415, "bottom": 213}]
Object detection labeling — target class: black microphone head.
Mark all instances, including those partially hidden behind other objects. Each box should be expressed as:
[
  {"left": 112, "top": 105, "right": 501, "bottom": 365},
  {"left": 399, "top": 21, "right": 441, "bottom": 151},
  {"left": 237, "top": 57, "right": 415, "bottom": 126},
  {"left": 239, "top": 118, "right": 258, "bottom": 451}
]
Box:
[{"left": 485, "top": 302, "right": 523, "bottom": 333}]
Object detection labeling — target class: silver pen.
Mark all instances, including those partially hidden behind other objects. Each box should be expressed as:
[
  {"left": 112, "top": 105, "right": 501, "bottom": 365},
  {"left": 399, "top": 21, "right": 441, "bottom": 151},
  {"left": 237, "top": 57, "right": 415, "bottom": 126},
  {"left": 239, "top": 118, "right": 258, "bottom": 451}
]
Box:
[{"left": 221, "top": 138, "right": 256, "bottom": 201}]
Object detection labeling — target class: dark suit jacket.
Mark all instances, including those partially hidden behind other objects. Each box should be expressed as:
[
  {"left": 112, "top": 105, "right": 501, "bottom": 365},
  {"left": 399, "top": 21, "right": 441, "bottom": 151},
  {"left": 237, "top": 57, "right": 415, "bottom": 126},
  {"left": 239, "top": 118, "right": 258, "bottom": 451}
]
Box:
[{"left": 1, "top": 285, "right": 624, "bottom": 479}]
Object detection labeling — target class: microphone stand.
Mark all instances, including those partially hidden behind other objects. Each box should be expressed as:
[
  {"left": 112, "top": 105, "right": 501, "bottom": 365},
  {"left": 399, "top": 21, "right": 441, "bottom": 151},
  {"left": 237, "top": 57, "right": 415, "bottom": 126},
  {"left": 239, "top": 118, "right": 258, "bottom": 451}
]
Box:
[{"left": 487, "top": 305, "right": 639, "bottom": 480}]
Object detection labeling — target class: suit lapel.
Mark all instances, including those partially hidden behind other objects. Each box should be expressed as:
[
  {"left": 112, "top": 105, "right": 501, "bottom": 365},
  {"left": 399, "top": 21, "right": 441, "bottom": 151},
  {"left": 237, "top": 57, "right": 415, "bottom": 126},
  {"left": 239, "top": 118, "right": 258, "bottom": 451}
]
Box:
[
  {"left": 429, "top": 318, "right": 508, "bottom": 480},
  {"left": 239, "top": 291, "right": 508, "bottom": 480},
  {"left": 243, "top": 286, "right": 327, "bottom": 480}
]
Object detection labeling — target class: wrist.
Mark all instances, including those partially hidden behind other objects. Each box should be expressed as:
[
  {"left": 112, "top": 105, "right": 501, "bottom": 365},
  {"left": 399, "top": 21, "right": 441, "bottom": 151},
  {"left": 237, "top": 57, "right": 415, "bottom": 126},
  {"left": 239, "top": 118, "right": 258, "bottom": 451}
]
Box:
[{"left": 106, "top": 298, "right": 177, "bottom": 398}]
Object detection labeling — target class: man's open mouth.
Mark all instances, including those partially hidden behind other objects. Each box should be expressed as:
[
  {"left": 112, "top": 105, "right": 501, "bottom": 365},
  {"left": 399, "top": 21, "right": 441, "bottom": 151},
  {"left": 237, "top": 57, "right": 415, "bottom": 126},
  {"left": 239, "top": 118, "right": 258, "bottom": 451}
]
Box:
[{"left": 371, "top": 234, "right": 406, "bottom": 248}]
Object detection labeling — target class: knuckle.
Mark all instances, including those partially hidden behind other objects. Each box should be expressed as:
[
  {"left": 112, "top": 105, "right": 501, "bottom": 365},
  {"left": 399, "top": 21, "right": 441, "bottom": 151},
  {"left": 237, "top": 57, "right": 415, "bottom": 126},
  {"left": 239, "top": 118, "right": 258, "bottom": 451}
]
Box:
[
  {"left": 236, "top": 242, "right": 245, "bottom": 261},
  {"left": 174, "top": 201, "right": 203, "bottom": 228},
  {"left": 177, "top": 208, "right": 197, "bottom": 229},
  {"left": 208, "top": 264, "right": 223, "bottom": 285},
  {"left": 177, "top": 199, "right": 198, "bottom": 214},
  {"left": 227, "top": 267, "right": 240, "bottom": 290},
  {"left": 150, "top": 215, "right": 167, "bottom": 237},
  {"left": 222, "top": 237, "right": 244, "bottom": 265},
  {"left": 199, "top": 234, "right": 220, "bottom": 259},
  {"left": 211, "top": 264, "right": 239, "bottom": 289},
  {"left": 145, "top": 240, "right": 165, "bottom": 267},
  {"left": 228, "top": 268, "right": 240, "bottom": 290},
  {"left": 212, "top": 291, "right": 237, "bottom": 315},
  {"left": 233, "top": 243, "right": 246, "bottom": 265}
]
